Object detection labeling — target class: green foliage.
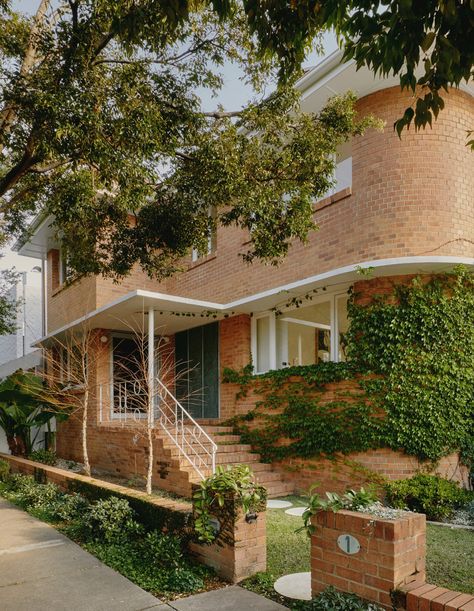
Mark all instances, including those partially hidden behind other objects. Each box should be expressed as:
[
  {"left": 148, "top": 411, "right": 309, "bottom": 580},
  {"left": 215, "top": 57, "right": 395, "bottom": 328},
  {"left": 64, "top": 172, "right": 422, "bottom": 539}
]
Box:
[
  {"left": 226, "top": 269, "right": 474, "bottom": 468},
  {"left": 385, "top": 475, "right": 474, "bottom": 522},
  {"left": 302, "top": 1, "right": 474, "bottom": 142},
  {"left": 3, "top": 474, "right": 63, "bottom": 511},
  {"left": 301, "top": 487, "right": 378, "bottom": 536},
  {"left": 193, "top": 465, "right": 266, "bottom": 543},
  {"left": 224, "top": 361, "right": 383, "bottom": 462},
  {"left": 346, "top": 268, "right": 474, "bottom": 461},
  {"left": 68, "top": 478, "right": 191, "bottom": 536},
  {"left": 0, "top": 2, "right": 381, "bottom": 280},
  {"left": 0, "top": 472, "right": 208, "bottom": 597},
  {"left": 0, "top": 371, "right": 69, "bottom": 456},
  {"left": 292, "top": 586, "right": 383, "bottom": 611},
  {"left": 85, "top": 533, "right": 207, "bottom": 595},
  {"left": 0, "top": 265, "right": 18, "bottom": 336},
  {"left": 28, "top": 449, "right": 57, "bottom": 466},
  {"left": 83, "top": 496, "right": 143, "bottom": 543},
  {"left": 0, "top": 458, "right": 10, "bottom": 481}
]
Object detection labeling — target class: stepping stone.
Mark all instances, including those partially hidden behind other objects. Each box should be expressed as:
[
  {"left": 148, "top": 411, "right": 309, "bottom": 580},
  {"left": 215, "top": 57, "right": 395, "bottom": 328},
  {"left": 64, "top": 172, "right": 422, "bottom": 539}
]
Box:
[
  {"left": 285, "top": 506, "right": 306, "bottom": 517},
  {"left": 274, "top": 572, "right": 312, "bottom": 601},
  {"left": 267, "top": 499, "right": 293, "bottom": 509}
]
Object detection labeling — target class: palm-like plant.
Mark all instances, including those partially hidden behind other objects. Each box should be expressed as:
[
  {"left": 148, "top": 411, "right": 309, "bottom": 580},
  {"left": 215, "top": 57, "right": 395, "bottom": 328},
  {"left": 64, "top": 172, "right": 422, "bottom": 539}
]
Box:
[{"left": 0, "top": 371, "right": 69, "bottom": 456}]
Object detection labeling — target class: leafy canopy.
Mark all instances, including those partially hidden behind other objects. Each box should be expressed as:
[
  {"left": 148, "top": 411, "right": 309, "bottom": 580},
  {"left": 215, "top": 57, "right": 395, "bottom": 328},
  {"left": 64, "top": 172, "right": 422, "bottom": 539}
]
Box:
[{"left": 0, "top": 1, "right": 471, "bottom": 281}]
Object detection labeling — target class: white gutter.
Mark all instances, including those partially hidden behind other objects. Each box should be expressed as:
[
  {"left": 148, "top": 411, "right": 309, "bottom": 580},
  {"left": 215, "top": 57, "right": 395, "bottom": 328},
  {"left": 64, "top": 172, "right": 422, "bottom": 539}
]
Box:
[{"left": 36, "top": 255, "right": 474, "bottom": 344}]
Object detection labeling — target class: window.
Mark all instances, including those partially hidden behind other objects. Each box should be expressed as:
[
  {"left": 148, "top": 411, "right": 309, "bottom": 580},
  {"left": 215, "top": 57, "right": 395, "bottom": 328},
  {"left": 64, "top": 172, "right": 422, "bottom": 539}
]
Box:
[
  {"left": 252, "top": 293, "right": 349, "bottom": 373},
  {"left": 58, "top": 345, "right": 87, "bottom": 386},
  {"left": 59, "top": 248, "right": 73, "bottom": 285},
  {"left": 320, "top": 142, "right": 352, "bottom": 201},
  {"left": 191, "top": 206, "right": 217, "bottom": 262}
]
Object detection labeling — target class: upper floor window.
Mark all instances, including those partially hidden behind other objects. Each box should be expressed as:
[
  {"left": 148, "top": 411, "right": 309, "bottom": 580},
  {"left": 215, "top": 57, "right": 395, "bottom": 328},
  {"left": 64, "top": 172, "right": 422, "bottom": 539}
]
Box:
[
  {"left": 320, "top": 142, "right": 352, "bottom": 201},
  {"left": 59, "top": 248, "right": 73, "bottom": 285},
  {"left": 251, "top": 293, "right": 349, "bottom": 374},
  {"left": 191, "top": 206, "right": 217, "bottom": 262}
]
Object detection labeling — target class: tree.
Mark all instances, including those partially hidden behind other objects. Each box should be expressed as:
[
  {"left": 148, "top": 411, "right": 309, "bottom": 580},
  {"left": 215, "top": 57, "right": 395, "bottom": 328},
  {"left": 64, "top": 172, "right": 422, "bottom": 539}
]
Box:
[
  {"left": 0, "top": 262, "right": 18, "bottom": 336},
  {"left": 0, "top": 1, "right": 378, "bottom": 282},
  {"left": 42, "top": 326, "right": 100, "bottom": 477},
  {"left": 300, "top": 0, "right": 474, "bottom": 138},
  {"left": 0, "top": 370, "right": 66, "bottom": 456}
]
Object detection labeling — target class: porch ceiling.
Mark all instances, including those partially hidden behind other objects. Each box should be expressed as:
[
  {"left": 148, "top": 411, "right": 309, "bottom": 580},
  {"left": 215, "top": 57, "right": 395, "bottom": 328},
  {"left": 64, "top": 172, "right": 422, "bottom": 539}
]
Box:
[{"left": 37, "top": 255, "right": 473, "bottom": 344}]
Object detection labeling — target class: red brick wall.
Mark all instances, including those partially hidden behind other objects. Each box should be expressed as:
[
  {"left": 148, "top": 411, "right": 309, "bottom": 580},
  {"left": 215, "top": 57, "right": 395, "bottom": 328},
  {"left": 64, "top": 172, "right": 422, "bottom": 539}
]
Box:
[
  {"left": 45, "top": 86, "right": 474, "bottom": 331},
  {"left": 311, "top": 509, "right": 427, "bottom": 609}
]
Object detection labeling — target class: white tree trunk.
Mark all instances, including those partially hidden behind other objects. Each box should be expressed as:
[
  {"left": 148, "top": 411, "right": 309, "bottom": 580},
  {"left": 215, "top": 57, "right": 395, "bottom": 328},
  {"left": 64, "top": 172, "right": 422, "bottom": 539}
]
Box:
[
  {"left": 146, "top": 425, "right": 153, "bottom": 495},
  {"left": 82, "top": 388, "right": 91, "bottom": 477}
]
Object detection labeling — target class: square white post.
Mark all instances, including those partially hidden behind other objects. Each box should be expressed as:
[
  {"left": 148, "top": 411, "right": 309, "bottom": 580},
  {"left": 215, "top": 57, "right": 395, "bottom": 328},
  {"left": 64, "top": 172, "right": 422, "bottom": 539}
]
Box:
[{"left": 147, "top": 307, "right": 155, "bottom": 426}]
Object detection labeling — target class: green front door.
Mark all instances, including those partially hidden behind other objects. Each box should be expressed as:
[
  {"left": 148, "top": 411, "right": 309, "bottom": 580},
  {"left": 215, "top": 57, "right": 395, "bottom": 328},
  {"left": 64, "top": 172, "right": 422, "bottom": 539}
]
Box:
[{"left": 175, "top": 322, "right": 219, "bottom": 419}]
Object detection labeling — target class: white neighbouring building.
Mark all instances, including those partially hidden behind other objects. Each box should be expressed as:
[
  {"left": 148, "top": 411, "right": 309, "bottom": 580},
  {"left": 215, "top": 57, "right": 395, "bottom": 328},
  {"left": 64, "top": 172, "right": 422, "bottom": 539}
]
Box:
[{"left": 0, "top": 266, "right": 44, "bottom": 453}]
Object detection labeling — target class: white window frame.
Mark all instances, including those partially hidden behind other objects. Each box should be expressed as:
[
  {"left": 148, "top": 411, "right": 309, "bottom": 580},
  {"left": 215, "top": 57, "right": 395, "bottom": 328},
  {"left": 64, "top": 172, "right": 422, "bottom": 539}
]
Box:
[
  {"left": 251, "top": 292, "right": 349, "bottom": 373},
  {"left": 192, "top": 206, "right": 217, "bottom": 262}
]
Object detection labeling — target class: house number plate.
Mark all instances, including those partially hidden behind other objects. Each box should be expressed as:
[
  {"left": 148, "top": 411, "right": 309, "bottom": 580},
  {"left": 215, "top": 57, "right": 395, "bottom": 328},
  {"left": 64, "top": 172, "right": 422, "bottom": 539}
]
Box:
[{"left": 337, "top": 534, "right": 360, "bottom": 555}]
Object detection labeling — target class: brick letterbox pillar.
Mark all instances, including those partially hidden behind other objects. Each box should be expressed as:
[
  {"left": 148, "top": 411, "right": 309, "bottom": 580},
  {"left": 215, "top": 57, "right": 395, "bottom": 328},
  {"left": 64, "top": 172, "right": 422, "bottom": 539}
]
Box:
[
  {"left": 311, "top": 509, "right": 426, "bottom": 609},
  {"left": 189, "top": 490, "right": 267, "bottom": 583}
]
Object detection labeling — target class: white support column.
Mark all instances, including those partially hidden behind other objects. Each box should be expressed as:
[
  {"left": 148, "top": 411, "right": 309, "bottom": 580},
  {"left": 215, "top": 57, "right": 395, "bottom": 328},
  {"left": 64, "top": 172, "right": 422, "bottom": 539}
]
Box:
[{"left": 147, "top": 307, "right": 155, "bottom": 426}]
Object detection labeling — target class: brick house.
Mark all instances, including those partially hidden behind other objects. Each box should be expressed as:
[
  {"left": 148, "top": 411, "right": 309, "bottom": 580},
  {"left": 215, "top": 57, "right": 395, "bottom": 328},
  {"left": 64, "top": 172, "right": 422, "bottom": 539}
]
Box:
[{"left": 15, "top": 50, "right": 474, "bottom": 497}]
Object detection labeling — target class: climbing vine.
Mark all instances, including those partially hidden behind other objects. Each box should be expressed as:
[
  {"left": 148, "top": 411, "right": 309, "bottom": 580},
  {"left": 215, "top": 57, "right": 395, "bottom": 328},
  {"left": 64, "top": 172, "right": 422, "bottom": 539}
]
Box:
[{"left": 223, "top": 267, "right": 474, "bottom": 466}]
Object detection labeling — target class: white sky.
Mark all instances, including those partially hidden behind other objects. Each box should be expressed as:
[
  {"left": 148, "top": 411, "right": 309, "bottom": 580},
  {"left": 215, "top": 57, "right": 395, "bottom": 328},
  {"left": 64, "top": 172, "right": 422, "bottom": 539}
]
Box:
[{"left": 3, "top": 1, "right": 338, "bottom": 273}]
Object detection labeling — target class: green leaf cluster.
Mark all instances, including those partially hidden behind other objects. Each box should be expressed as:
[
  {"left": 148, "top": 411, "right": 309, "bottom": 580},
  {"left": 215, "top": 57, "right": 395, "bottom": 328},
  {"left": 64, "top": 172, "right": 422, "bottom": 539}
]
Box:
[
  {"left": 346, "top": 267, "right": 474, "bottom": 462},
  {"left": 225, "top": 269, "right": 474, "bottom": 469},
  {"left": 193, "top": 464, "right": 266, "bottom": 543},
  {"left": 385, "top": 474, "right": 474, "bottom": 521}
]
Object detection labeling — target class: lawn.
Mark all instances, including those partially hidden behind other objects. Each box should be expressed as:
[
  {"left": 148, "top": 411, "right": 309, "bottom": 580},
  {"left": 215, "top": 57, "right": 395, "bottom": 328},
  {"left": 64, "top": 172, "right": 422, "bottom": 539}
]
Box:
[{"left": 244, "top": 497, "right": 474, "bottom": 600}]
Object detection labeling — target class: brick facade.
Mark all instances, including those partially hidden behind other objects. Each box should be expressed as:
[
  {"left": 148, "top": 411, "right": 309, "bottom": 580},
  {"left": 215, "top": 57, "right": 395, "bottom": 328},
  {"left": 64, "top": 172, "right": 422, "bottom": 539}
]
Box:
[
  {"left": 43, "top": 84, "right": 473, "bottom": 498},
  {"left": 46, "top": 86, "right": 474, "bottom": 333},
  {"left": 311, "top": 509, "right": 427, "bottom": 609}
]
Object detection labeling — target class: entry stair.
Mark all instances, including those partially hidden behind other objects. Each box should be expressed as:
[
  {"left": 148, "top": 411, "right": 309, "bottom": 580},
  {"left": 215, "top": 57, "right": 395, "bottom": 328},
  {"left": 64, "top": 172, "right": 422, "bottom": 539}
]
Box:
[{"left": 157, "top": 425, "right": 294, "bottom": 498}]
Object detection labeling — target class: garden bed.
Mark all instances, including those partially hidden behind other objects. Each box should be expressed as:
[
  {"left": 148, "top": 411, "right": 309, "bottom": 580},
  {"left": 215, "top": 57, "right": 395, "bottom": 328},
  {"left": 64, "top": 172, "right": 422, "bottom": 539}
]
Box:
[
  {"left": 0, "top": 457, "right": 225, "bottom": 601},
  {"left": 243, "top": 495, "right": 474, "bottom": 604}
]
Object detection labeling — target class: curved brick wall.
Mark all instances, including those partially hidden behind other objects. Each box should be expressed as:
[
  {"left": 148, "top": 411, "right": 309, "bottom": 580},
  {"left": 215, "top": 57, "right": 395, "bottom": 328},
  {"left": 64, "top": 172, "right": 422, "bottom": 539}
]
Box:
[
  {"left": 46, "top": 86, "right": 474, "bottom": 329},
  {"left": 161, "top": 86, "right": 474, "bottom": 304}
]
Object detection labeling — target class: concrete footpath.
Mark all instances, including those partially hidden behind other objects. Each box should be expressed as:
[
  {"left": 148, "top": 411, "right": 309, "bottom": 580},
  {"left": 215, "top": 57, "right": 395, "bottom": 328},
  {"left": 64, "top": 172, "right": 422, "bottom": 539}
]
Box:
[{"left": 0, "top": 498, "right": 287, "bottom": 610}]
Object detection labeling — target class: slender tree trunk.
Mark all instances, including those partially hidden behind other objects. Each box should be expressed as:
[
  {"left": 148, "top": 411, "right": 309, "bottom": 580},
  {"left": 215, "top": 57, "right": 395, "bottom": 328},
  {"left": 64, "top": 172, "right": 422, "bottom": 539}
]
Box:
[
  {"left": 146, "top": 424, "right": 153, "bottom": 495},
  {"left": 82, "top": 389, "right": 91, "bottom": 476},
  {"left": 0, "top": 0, "right": 50, "bottom": 140}
]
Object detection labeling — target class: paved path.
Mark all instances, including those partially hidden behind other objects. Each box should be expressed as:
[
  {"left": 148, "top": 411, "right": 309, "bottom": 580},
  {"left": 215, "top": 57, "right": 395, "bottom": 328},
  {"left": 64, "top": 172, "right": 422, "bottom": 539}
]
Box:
[
  {"left": 0, "top": 498, "right": 288, "bottom": 610},
  {"left": 168, "top": 586, "right": 288, "bottom": 610},
  {"left": 0, "top": 498, "right": 168, "bottom": 611}
]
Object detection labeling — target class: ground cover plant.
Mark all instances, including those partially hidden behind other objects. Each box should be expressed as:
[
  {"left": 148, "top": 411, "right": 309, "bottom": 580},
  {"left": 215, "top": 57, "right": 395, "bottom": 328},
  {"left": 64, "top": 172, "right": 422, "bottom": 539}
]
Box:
[{"left": 0, "top": 467, "right": 215, "bottom": 599}]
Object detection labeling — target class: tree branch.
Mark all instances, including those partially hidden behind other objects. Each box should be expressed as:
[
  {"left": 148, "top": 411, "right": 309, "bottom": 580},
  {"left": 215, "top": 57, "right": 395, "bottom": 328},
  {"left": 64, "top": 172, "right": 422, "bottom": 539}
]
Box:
[{"left": 0, "top": 0, "right": 51, "bottom": 144}]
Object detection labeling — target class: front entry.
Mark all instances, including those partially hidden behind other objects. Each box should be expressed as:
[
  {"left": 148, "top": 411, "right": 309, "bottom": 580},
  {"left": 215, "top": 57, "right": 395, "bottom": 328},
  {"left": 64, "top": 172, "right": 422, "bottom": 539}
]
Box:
[{"left": 175, "top": 322, "right": 219, "bottom": 419}]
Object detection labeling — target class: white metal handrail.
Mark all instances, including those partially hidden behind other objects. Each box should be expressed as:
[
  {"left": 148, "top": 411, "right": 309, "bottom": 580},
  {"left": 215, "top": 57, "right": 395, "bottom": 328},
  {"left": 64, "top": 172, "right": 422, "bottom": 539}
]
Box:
[
  {"left": 155, "top": 378, "right": 217, "bottom": 479},
  {"left": 98, "top": 378, "right": 217, "bottom": 479}
]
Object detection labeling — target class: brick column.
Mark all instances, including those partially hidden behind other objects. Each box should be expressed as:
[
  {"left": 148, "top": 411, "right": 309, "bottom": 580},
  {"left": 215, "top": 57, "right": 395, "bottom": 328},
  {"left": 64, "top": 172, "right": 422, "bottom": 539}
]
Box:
[
  {"left": 189, "top": 490, "right": 267, "bottom": 583},
  {"left": 311, "top": 509, "right": 426, "bottom": 609}
]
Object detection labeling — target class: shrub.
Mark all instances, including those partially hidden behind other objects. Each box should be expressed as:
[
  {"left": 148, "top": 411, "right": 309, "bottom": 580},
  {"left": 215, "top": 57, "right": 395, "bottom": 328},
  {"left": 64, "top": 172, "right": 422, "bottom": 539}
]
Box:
[
  {"left": 385, "top": 474, "right": 473, "bottom": 521},
  {"left": 52, "top": 492, "right": 90, "bottom": 522},
  {"left": 292, "top": 587, "right": 383, "bottom": 610},
  {"left": 83, "top": 496, "right": 143, "bottom": 543},
  {"left": 0, "top": 458, "right": 10, "bottom": 482},
  {"left": 86, "top": 532, "right": 207, "bottom": 594},
  {"left": 28, "top": 449, "right": 57, "bottom": 466}
]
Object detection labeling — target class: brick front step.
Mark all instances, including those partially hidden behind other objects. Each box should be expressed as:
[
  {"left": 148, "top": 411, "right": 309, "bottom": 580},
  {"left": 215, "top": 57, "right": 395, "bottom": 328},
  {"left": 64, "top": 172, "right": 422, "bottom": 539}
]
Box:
[{"left": 155, "top": 423, "right": 293, "bottom": 500}]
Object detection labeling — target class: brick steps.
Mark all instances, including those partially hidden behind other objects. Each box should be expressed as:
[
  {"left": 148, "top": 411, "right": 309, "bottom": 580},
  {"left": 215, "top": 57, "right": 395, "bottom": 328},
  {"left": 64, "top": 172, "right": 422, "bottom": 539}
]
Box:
[{"left": 154, "top": 423, "right": 293, "bottom": 499}]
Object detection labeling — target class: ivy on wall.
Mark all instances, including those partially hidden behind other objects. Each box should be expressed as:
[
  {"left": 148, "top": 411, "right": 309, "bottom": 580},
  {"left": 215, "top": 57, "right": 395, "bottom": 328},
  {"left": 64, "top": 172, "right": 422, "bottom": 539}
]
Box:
[{"left": 223, "top": 268, "right": 474, "bottom": 467}]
